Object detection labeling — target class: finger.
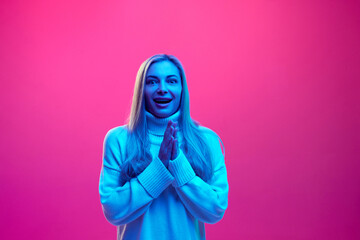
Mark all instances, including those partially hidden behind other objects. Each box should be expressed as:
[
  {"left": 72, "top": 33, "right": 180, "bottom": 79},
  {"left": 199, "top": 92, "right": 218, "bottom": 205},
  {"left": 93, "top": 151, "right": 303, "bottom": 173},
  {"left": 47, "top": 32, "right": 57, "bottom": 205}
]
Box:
[
  {"left": 175, "top": 138, "right": 178, "bottom": 154},
  {"left": 166, "top": 120, "right": 173, "bottom": 130},
  {"left": 173, "top": 127, "right": 178, "bottom": 138},
  {"left": 165, "top": 137, "right": 173, "bottom": 159},
  {"left": 164, "top": 120, "right": 173, "bottom": 135},
  {"left": 160, "top": 121, "right": 176, "bottom": 161},
  {"left": 168, "top": 138, "right": 174, "bottom": 157},
  {"left": 171, "top": 138, "right": 175, "bottom": 160},
  {"left": 168, "top": 127, "right": 174, "bottom": 141},
  {"left": 159, "top": 137, "right": 173, "bottom": 161},
  {"left": 163, "top": 120, "right": 173, "bottom": 138},
  {"left": 163, "top": 128, "right": 175, "bottom": 150},
  {"left": 171, "top": 138, "right": 178, "bottom": 160}
]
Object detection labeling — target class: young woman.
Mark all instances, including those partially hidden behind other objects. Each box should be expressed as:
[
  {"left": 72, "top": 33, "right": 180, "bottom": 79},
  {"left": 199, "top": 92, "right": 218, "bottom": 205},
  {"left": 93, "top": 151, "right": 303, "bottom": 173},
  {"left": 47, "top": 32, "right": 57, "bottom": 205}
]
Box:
[{"left": 99, "top": 54, "right": 228, "bottom": 240}]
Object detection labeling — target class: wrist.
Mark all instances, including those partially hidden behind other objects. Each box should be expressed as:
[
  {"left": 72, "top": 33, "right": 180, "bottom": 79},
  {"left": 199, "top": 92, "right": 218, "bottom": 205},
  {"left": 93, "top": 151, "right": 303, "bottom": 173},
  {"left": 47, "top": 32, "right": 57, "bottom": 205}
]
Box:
[
  {"left": 164, "top": 159, "right": 169, "bottom": 168},
  {"left": 158, "top": 154, "right": 169, "bottom": 168}
]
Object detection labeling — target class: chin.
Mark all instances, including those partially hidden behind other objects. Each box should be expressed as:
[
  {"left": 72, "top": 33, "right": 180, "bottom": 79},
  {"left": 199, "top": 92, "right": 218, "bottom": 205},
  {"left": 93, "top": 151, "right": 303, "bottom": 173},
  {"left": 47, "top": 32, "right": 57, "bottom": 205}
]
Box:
[{"left": 154, "top": 111, "right": 174, "bottom": 118}]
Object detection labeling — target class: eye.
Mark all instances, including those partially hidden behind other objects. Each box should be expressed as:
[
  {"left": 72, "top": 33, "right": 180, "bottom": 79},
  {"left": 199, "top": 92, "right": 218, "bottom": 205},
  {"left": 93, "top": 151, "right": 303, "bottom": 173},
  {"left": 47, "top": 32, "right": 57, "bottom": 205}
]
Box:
[
  {"left": 167, "top": 78, "right": 177, "bottom": 84},
  {"left": 146, "top": 79, "right": 158, "bottom": 85}
]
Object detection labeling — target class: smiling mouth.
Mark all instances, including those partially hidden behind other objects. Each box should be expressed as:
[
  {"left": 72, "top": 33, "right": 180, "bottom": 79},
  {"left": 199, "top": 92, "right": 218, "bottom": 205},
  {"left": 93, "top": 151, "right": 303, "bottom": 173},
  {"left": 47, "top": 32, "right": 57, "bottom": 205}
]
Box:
[{"left": 154, "top": 98, "right": 172, "bottom": 104}]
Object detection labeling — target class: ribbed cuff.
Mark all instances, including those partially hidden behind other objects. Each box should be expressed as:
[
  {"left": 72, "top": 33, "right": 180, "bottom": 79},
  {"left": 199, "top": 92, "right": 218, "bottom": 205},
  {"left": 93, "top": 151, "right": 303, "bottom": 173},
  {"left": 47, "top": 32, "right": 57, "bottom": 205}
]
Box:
[
  {"left": 138, "top": 157, "right": 174, "bottom": 198},
  {"left": 168, "top": 150, "right": 196, "bottom": 187}
]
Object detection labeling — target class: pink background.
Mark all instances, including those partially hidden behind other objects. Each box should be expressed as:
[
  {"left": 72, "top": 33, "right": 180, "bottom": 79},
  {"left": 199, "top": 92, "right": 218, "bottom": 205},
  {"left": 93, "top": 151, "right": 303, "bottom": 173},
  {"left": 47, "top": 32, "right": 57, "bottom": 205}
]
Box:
[{"left": 1, "top": 0, "right": 359, "bottom": 239}]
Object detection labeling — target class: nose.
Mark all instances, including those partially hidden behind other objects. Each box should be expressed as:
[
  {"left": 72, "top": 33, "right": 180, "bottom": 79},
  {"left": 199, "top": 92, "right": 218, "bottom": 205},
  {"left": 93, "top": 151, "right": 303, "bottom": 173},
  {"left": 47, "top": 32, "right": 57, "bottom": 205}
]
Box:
[{"left": 157, "top": 82, "right": 168, "bottom": 94}]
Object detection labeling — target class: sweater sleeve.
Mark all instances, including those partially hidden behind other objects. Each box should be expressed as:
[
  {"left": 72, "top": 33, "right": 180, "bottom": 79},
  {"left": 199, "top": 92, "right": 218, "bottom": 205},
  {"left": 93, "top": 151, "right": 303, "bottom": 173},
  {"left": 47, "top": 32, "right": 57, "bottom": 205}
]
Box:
[
  {"left": 99, "top": 127, "right": 174, "bottom": 226},
  {"left": 168, "top": 130, "right": 229, "bottom": 224}
]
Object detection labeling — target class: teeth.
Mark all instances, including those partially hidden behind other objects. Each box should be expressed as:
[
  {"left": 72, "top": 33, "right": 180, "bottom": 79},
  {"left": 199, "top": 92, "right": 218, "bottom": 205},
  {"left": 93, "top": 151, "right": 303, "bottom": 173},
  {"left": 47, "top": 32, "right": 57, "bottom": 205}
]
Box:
[{"left": 155, "top": 99, "right": 171, "bottom": 103}]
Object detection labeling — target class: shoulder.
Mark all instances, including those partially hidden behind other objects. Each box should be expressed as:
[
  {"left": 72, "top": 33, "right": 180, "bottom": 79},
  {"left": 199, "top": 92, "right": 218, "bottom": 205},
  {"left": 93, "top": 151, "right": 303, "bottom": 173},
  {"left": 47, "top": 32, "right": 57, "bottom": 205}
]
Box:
[
  {"left": 102, "top": 125, "right": 129, "bottom": 167},
  {"left": 196, "top": 125, "right": 226, "bottom": 165},
  {"left": 197, "top": 125, "right": 221, "bottom": 142},
  {"left": 104, "top": 125, "right": 129, "bottom": 146},
  {"left": 197, "top": 125, "right": 224, "bottom": 152}
]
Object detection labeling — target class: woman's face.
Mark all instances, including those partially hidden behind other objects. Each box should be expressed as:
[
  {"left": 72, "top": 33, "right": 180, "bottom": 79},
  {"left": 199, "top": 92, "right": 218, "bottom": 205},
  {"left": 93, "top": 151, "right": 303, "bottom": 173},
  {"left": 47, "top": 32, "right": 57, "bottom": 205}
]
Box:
[{"left": 144, "top": 60, "right": 182, "bottom": 118}]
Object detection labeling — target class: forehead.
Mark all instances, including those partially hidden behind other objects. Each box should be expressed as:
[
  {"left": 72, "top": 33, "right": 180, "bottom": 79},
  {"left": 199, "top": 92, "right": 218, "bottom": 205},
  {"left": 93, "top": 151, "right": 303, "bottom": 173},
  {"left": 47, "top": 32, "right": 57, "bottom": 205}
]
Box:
[{"left": 146, "top": 60, "right": 180, "bottom": 78}]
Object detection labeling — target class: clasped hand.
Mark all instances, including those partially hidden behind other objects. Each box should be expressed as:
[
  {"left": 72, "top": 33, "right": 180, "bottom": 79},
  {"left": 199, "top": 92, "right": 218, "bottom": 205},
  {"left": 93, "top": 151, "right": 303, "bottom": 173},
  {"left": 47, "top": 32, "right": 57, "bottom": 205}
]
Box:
[{"left": 158, "top": 120, "right": 179, "bottom": 167}]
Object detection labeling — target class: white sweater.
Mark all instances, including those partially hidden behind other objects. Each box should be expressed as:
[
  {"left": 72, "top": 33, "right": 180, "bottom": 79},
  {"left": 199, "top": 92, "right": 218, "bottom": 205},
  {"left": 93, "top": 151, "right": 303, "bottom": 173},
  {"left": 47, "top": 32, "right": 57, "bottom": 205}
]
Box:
[{"left": 99, "top": 111, "right": 228, "bottom": 240}]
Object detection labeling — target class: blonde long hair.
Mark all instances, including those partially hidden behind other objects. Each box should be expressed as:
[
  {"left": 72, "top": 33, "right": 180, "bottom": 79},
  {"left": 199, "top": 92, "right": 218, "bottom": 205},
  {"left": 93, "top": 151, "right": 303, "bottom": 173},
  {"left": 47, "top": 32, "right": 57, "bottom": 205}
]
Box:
[{"left": 120, "top": 54, "right": 213, "bottom": 185}]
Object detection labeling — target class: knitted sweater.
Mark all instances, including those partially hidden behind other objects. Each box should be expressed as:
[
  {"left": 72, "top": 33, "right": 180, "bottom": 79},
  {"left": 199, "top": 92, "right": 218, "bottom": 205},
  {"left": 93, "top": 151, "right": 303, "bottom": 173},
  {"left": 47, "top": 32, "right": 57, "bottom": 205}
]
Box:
[{"left": 99, "top": 111, "right": 228, "bottom": 240}]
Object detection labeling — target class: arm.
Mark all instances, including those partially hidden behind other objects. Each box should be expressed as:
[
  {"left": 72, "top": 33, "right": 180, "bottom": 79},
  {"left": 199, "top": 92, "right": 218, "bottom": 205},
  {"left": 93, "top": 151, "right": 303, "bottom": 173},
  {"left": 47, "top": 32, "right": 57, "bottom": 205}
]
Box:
[
  {"left": 168, "top": 131, "right": 229, "bottom": 224},
  {"left": 99, "top": 127, "right": 174, "bottom": 226}
]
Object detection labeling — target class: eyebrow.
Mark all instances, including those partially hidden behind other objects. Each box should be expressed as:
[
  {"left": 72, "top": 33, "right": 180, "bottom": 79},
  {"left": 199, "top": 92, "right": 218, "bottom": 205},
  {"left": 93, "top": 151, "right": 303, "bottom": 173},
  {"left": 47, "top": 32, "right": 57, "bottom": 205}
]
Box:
[{"left": 147, "top": 75, "right": 179, "bottom": 79}]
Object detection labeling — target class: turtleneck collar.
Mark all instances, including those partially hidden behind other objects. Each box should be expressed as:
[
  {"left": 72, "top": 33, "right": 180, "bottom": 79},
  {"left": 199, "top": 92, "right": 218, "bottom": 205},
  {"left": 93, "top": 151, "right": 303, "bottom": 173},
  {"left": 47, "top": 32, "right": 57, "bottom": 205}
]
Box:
[{"left": 145, "top": 110, "right": 180, "bottom": 136}]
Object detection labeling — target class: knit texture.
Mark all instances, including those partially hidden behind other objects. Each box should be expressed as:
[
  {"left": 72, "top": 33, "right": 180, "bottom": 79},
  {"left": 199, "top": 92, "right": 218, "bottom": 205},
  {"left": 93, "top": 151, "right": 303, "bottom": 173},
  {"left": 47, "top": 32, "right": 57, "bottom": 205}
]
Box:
[
  {"left": 99, "top": 111, "right": 229, "bottom": 240},
  {"left": 145, "top": 110, "right": 183, "bottom": 145},
  {"left": 137, "top": 156, "right": 174, "bottom": 198},
  {"left": 168, "top": 150, "right": 196, "bottom": 187}
]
